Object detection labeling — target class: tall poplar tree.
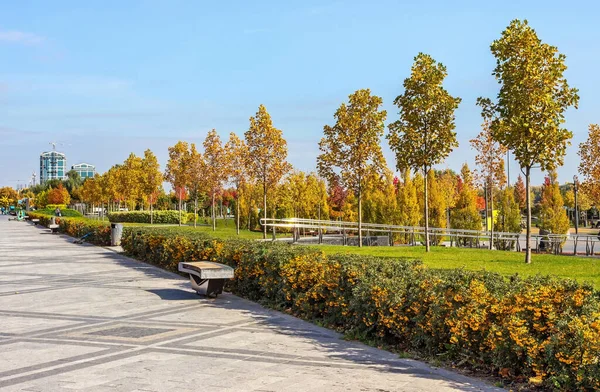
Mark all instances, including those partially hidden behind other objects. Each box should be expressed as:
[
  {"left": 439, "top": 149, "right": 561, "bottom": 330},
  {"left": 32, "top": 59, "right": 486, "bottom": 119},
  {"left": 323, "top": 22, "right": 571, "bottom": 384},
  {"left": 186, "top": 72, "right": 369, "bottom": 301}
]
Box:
[
  {"left": 140, "top": 149, "right": 162, "bottom": 224},
  {"left": 164, "top": 141, "right": 190, "bottom": 226},
  {"left": 225, "top": 132, "right": 249, "bottom": 235},
  {"left": 203, "top": 129, "right": 227, "bottom": 231},
  {"left": 539, "top": 171, "right": 570, "bottom": 236},
  {"left": 397, "top": 169, "right": 420, "bottom": 228},
  {"left": 317, "top": 89, "right": 387, "bottom": 247},
  {"left": 187, "top": 143, "right": 206, "bottom": 228},
  {"left": 387, "top": 53, "right": 461, "bottom": 252},
  {"left": 514, "top": 175, "right": 527, "bottom": 212},
  {"left": 245, "top": 105, "right": 291, "bottom": 239},
  {"left": 578, "top": 124, "right": 600, "bottom": 204},
  {"left": 478, "top": 19, "right": 579, "bottom": 263},
  {"left": 450, "top": 164, "right": 482, "bottom": 244},
  {"left": 470, "top": 118, "right": 507, "bottom": 248}
]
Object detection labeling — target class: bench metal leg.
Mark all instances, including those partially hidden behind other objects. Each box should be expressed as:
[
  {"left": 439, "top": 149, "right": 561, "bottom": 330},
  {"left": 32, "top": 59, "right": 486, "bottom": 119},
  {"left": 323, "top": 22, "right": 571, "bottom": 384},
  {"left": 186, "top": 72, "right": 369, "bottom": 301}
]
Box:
[{"left": 189, "top": 274, "right": 226, "bottom": 297}]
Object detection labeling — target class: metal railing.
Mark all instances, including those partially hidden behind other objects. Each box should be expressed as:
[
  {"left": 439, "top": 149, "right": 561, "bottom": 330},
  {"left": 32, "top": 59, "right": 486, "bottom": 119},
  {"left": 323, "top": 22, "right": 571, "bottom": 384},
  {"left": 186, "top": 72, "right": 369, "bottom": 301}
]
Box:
[{"left": 260, "top": 217, "right": 600, "bottom": 256}]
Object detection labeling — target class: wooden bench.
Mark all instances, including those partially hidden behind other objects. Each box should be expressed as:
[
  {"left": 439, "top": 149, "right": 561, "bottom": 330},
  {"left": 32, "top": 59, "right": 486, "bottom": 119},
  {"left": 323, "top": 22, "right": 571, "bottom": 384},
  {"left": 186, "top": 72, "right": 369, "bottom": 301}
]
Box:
[
  {"left": 178, "top": 261, "right": 234, "bottom": 297},
  {"left": 48, "top": 224, "right": 60, "bottom": 233}
]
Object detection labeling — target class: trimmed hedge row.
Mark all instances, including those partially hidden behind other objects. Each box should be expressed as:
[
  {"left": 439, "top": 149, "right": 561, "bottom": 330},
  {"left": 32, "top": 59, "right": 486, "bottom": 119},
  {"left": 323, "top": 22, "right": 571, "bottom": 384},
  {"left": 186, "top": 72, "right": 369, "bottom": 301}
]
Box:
[
  {"left": 28, "top": 212, "right": 111, "bottom": 246},
  {"left": 121, "top": 227, "right": 600, "bottom": 391},
  {"left": 108, "top": 210, "right": 187, "bottom": 224},
  {"left": 33, "top": 207, "right": 83, "bottom": 217}
]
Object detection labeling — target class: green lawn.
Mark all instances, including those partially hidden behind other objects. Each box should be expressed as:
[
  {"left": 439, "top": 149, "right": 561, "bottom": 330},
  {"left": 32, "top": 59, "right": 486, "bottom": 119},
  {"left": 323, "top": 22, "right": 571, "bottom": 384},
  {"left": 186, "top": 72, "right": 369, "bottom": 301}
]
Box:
[
  {"left": 316, "top": 244, "right": 600, "bottom": 289},
  {"left": 120, "top": 218, "right": 277, "bottom": 240}
]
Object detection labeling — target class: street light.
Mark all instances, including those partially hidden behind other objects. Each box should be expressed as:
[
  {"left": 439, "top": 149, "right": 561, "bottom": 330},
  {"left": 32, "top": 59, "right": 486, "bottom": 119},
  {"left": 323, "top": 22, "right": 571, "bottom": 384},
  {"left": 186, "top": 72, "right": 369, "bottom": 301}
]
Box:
[{"left": 573, "top": 176, "right": 580, "bottom": 232}]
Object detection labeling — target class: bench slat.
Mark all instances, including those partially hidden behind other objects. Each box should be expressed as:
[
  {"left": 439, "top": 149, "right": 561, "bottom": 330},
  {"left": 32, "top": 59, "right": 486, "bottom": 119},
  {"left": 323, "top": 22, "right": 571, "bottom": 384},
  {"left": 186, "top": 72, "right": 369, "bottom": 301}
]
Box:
[{"left": 179, "top": 261, "right": 234, "bottom": 280}]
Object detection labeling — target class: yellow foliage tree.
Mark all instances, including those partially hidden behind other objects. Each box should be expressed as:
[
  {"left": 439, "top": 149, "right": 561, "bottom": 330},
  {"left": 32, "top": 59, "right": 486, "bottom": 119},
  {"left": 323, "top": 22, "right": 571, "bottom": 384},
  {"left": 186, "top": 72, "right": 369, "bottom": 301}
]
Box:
[
  {"left": 388, "top": 53, "right": 461, "bottom": 251},
  {"left": 245, "top": 105, "right": 291, "bottom": 239},
  {"left": 164, "top": 141, "right": 191, "bottom": 226},
  {"left": 318, "top": 89, "right": 387, "bottom": 247}
]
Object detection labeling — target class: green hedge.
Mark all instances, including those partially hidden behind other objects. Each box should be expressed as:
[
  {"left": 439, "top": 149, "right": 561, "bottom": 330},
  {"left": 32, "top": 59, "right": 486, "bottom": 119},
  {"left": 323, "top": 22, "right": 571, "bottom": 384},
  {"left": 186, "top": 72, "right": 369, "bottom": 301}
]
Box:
[
  {"left": 120, "top": 227, "right": 600, "bottom": 391},
  {"left": 46, "top": 204, "right": 67, "bottom": 210},
  {"left": 108, "top": 210, "right": 187, "bottom": 224},
  {"left": 31, "top": 207, "right": 83, "bottom": 217},
  {"left": 28, "top": 212, "right": 111, "bottom": 245}
]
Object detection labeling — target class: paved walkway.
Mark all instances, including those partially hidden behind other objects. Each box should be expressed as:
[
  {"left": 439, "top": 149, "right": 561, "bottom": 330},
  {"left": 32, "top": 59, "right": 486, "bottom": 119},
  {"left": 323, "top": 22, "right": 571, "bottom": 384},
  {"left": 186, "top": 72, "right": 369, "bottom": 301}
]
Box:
[{"left": 0, "top": 216, "right": 503, "bottom": 392}]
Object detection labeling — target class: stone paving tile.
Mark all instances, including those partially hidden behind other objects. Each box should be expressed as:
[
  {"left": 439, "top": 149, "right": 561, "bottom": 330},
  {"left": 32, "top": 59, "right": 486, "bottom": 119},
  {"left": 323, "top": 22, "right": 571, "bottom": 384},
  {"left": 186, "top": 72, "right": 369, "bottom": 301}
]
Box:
[
  {"left": 0, "top": 217, "right": 504, "bottom": 391},
  {"left": 0, "top": 341, "right": 105, "bottom": 374},
  {"left": 0, "top": 315, "right": 80, "bottom": 335}
]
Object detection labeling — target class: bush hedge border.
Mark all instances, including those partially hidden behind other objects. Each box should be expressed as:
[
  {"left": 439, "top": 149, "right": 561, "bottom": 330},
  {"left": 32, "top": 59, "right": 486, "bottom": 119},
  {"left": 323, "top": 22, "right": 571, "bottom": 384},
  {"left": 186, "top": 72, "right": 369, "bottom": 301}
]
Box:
[
  {"left": 108, "top": 210, "right": 187, "bottom": 224},
  {"left": 28, "top": 212, "right": 111, "bottom": 246}
]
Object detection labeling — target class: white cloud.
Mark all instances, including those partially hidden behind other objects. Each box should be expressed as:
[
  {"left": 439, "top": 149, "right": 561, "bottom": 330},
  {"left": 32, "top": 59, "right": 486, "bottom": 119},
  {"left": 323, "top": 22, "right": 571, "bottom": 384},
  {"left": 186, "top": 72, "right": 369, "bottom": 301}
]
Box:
[{"left": 0, "top": 30, "right": 45, "bottom": 45}]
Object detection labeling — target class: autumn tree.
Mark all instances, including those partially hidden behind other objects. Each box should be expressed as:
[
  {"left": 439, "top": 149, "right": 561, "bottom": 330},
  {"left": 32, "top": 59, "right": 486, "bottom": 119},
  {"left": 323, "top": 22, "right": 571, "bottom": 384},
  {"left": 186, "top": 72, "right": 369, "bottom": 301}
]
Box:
[
  {"left": 140, "top": 149, "right": 162, "bottom": 224},
  {"left": 327, "top": 178, "right": 347, "bottom": 221},
  {"left": 470, "top": 118, "right": 507, "bottom": 248},
  {"left": 187, "top": 143, "right": 206, "bottom": 228},
  {"left": 514, "top": 175, "right": 527, "bottom": 211},
  {"left": 450, "top": 164, "right": 481, "bottom": 244},
  {"left": 98, "top": 170, "right": 118, "bottom": 213},
  {"left": 0, "top": 187, "right": 18, "bottom": 207},
  {"left": 578, "top": 124, "right": 600, "bottom": 205},
  {"left": 80, "top": 177, "right": 102, "bottom": 209},
  {"left": 245, "top": 105, "right": 291, "bottom": 239},
  {"left": 388, "top": 53, "right": 461, "bottom": 251},
  {"left": 127, "top": 153, "right": 144, "bottom": 208},
  {"left": 279, "top": 171, "right": 330, "bottom": 221},
  {"left": 539, "top": 171, "right": 570, "bottom": 235},
  {"left": 397, "top": 169, "right": 420, "bottom": 228},
  {"left": 164, "top": 141, "right": 190, "bottom": 226},
  {"left": 437, "top": 169, "right": 460, "bottom": 228},
  {"left": 361, "top": 169, "right": 398, "bottom": 225},
  {"left": 313, "top": 174, "right": 330, "bottom": 221},
  {"left": 281, "top": 171, "right": 308, "bottom": 219},
  {"left": 0, "top": 196, "right": 10, "bottom": 209},
  {"left": 203, "top": 129, "right": 228, "bottom": 231},
  {"left": 478, "top": 19, "right": 579, "bottom": 263},
  {"left": 494, "top": 187, "right": 522, "bottom": 250},
  {"left": 414, "top": 171, "right": 447, "bottom": 245},
  {"left": 225, "top": 132, "right": 248, "bottom": 235},
  {"left": 317, "top": 89, "right": 387, "bottom": 246},
  {"left": 47, "top": 183, "right": 71, "bottom": 205}
]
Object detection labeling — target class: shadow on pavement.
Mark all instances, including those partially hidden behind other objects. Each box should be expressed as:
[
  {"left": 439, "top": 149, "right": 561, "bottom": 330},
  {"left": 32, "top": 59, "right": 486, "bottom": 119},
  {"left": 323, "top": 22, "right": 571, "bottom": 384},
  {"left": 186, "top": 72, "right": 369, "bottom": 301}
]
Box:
[{"left": 145, "top": 288, "right": 199, "bottom": 301}]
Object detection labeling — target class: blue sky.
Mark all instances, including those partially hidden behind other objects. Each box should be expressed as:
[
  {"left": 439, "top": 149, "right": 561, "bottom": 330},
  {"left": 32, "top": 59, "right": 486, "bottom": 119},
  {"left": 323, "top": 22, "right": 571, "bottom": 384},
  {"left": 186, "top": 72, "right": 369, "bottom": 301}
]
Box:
[{"left": 1, "top": 0, "right": 598, "bottom": 188}]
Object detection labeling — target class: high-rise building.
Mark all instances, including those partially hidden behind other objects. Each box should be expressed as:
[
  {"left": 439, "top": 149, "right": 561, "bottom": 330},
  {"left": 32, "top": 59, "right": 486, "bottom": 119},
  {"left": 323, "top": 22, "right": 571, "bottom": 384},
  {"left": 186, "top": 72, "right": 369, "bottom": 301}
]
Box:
[
  {"left": 40, "top": 150, "right": 67, "bottom": 183},
  {"left": 71, "top": 163, "right": 96, "bottom": 179}
]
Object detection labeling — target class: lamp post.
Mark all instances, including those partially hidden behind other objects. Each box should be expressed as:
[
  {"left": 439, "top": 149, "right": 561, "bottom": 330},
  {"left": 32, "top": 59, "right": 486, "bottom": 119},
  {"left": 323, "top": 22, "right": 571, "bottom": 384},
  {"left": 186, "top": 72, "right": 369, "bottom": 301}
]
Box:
[{"left": 573, "top": 175, "right": 579, "bottom": 234}]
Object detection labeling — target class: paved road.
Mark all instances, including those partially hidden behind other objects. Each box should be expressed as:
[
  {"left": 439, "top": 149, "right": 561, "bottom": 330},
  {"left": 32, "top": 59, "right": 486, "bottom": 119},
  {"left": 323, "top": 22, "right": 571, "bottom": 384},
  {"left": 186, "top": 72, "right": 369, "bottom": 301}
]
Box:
[{"left": 0, "top": 216, "right": 503, "bottom": 392}]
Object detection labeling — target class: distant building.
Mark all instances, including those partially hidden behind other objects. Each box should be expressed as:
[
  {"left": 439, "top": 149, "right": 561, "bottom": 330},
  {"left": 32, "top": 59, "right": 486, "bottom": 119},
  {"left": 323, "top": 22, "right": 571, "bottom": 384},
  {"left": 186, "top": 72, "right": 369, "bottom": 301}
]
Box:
[
  {"left": 71, "top": 163, "right": 96, "bottom": 180},
  {"left": 40, "top": 151, "right": 67, "bottom": 183}
]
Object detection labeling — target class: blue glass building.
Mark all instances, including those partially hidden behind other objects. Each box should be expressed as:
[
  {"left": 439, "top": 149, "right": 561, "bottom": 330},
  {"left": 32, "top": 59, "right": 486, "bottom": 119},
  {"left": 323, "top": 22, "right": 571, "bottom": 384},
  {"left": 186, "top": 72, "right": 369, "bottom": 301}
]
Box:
[
  {"left": 71, "top": 163, "right": 96, "bottom": 179},
  {"left": 39, "top": 151, "right": 67, "bottom": 183}
]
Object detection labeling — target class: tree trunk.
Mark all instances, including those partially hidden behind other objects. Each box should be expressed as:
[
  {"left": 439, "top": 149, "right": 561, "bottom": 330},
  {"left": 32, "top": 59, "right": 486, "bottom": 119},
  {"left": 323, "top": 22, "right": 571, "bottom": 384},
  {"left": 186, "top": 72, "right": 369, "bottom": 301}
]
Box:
[
  {"left": 358, "top": 187, "right": 363, "bottom": 248},
  {"left": 490, "top": 181, "right": 494, "bottom": 250},
  {"left": 194, "top": 196, "right": 198, "bottom": 228},
  {"left": 424, "top": 168, "right": 430, "bottom": 252},
  {"left": 263, "top": 182, "right": 267, "bottom": 240},
  {"left": 178, "top": 190, "right": 182, "bottom": 227},
  {"left": 212, "top": 191, "right": 216, "bottom": 231},
  {"left": 236, "top": 196, "right": 240, "bottom": 235},
  {"left": 525, "top": 166, "right": 532, "bottom": 264},
  {"left": 150, "top": 201, "right": 153, "bottom": 225}
]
